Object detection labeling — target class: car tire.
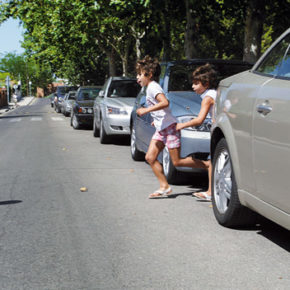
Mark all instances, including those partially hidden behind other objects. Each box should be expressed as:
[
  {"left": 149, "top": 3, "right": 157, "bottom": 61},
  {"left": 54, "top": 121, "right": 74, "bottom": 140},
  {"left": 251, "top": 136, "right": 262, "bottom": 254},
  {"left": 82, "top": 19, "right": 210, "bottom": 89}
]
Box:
[
  {"left": 100, "top": 118, "right": 110, "bottom": 144},
  {"left": 212, "top": 138, "right": 256, "bottom": 227},
  {"left": 162, "top": 146, "right": 179, "bottom": 184},
  {"left": 93, "top": 117, "right": 99, "bottom": 137},
  {"left": 72, "top": 113, "right": 80, "bottom": 129},
  {"left": 130, "top": 123, "right": 145, "bottom": 161}
]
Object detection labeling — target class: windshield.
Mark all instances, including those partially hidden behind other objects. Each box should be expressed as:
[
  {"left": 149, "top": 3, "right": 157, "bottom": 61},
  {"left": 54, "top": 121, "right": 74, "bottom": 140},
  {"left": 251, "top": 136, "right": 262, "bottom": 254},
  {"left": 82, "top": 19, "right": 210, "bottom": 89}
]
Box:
[
  {"left": 58, "top": 86, "right": 78, "bottom": 95},
  {"left": 168, "top": 63, "right": 252, "bottom": 91},
  {"left": 108, "top": 80, "right": 141, "bottom": 98},
  {"left": 77, "top": 89, "right": 100, "bottom": 101}
]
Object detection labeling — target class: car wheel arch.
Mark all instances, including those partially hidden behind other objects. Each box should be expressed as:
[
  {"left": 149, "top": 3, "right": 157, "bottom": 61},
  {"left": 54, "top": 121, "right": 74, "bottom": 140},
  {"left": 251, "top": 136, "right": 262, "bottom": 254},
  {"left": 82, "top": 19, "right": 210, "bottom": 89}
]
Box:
[{"left": 211, "top": 123, "right": 241, "bottom": 192}]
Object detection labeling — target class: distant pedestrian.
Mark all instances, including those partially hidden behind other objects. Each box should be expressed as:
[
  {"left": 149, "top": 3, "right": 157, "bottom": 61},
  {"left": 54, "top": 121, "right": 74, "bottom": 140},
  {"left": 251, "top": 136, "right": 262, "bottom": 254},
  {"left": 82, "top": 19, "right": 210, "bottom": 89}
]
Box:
[{"left": 12, "top": 93, "right": 18, "bottom": 107}]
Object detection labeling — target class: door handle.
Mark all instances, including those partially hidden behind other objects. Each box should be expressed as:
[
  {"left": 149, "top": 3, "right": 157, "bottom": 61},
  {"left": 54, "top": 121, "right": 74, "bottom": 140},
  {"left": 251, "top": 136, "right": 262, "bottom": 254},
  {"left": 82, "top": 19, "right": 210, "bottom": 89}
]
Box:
[{"left": 256, "top": 103, "right": 272, "bottom": 116}]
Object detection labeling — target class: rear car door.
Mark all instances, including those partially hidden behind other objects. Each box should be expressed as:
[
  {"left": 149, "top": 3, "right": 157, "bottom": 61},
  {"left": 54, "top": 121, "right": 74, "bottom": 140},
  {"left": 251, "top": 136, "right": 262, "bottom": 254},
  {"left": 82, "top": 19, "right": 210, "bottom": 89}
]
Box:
[
  {"left": 252, "top": 32, "right": 290, "bottom": 213},
  {"left": 135, "top": 88, "right": 154, "bottom": 148}
]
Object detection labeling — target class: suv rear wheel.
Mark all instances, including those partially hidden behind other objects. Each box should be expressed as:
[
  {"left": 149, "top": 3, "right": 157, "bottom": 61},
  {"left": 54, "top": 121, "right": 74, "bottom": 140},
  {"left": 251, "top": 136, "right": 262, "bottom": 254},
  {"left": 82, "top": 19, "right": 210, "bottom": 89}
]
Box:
[
  {"left": 162, "top": 147, "right": 179, "bottom": 184},
  {"left": 212, "top": 138, "right": 256, "bottom": 227},
  {"left": 130, "top": 123, "right": 145, "bottom": 161}
]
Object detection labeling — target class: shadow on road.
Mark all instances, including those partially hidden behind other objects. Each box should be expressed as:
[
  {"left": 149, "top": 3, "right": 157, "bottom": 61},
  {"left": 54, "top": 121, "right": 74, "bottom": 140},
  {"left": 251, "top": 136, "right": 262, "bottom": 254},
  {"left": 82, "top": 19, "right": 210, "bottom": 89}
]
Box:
[
  {"left": 257, "top": 219, "right": 290, "bottom": 252},
  {"left": 0, "top": 200, "right": 22, "bottom": 205},
  {"left": 0, "top": 114, "right": 43, "bottom": 119}
]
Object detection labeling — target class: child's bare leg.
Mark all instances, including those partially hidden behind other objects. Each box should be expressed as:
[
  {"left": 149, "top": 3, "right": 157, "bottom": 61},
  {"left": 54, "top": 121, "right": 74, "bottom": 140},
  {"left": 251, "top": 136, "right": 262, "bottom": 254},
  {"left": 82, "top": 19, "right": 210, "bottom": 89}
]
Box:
[
  {"left": 169, "top": 148, "right": 208, "bottom": 169},
  {"left": 145, "top": 140, "right": 170, "bottom": 193},
  {"left": 169, "top": 148, "right": 212, "bottom": 198}
]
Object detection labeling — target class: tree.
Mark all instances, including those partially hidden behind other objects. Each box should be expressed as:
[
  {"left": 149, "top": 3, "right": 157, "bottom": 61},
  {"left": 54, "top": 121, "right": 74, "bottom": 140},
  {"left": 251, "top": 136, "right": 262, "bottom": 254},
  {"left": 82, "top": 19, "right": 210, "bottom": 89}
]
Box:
[
  {"left": 243, "top": 0, "right": 265, "bottom": 63},
  {"left": 0, "top": 52, "right": 53, "bottom": 96}
]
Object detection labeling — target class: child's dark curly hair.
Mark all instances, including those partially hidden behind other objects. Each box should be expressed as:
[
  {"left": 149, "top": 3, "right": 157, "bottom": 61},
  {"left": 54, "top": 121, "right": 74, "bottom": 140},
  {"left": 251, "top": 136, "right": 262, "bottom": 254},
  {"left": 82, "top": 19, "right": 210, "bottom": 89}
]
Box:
[
  {"left": 192, "top": 63, "right": 218, "bottom": 89},
  {"left": 136, "top": 55, "right": 161, "bottom": 82}
]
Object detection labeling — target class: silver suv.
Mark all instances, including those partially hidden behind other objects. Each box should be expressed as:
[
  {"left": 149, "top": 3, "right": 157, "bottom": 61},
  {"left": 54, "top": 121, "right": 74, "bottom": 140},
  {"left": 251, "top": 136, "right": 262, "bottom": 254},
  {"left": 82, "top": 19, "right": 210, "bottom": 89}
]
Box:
[{"left": 211, "top": 28, "right": 290, "bottom": 230}]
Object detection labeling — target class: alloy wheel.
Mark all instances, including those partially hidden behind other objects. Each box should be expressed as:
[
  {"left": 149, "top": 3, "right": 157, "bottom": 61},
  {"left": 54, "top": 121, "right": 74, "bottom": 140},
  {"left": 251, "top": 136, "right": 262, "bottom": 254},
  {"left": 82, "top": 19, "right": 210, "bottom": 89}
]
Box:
[{"left": 213, "top": 149, "right": 232, "bottom": 214}]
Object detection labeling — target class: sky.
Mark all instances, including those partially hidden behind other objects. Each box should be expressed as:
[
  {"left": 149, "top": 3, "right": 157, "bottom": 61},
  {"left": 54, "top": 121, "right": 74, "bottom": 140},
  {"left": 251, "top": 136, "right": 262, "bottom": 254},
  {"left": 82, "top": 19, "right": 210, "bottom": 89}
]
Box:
[{"left": 0, "top": 18, "right": 25, "bottom": 55}]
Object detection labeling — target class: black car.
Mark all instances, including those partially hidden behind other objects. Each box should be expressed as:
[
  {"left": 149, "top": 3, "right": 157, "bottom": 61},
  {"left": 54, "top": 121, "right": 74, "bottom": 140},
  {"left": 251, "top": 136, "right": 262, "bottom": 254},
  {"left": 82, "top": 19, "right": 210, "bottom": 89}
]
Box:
[{"left": 71, "top": 86, "right": 102, "bottom": 129}]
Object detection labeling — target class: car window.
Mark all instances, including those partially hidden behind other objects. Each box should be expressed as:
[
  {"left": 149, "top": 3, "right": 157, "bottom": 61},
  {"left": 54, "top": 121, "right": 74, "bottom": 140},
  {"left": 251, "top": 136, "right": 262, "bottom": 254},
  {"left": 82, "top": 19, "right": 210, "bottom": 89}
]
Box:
[
  {"left": 108, "top": 80, "right": 140, "bottom": 98},
  {"left": 169, "top": 69, "right": 193, "bottom": 91},
  {"left": 68, "top": 92, "right": 76, "bottom": 100},
  {"left": 78, "top": 89, "right": 100, "bottom": 101},
  {"left": 168, "top": 63, "right": 252, "bottom": 91},
  {"left": 255, "top": 33, "right": 290, "bottom": 78}
]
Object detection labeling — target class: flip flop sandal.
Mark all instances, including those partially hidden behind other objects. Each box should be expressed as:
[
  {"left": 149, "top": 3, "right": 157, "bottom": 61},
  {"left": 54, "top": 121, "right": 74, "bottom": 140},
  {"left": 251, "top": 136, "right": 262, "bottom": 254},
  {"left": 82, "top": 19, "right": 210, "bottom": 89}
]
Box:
[
  {"left": 193, "top": 191, "right": 211, "bottom": 201},
  {"left": 149, "top": 187, "right": 172, "bottom": 199}
]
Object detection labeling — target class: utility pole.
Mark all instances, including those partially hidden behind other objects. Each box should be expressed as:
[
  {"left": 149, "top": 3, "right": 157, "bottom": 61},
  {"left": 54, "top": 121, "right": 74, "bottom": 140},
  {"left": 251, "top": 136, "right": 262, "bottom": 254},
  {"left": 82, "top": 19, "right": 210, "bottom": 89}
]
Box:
[
  {"left": 29, "top": 81, "right": 32, "bottom": 97},
  {"left": 5, "top": 75, "right": 10, "bottom": 105}
]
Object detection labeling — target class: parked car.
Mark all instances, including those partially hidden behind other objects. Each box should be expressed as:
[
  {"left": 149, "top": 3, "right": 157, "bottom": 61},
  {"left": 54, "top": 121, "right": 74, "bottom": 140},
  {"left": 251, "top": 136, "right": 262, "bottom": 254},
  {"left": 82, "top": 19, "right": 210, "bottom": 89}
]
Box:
[
  {"left": 71, "top": 86, "right": 102, "bottom": 129},
  {"left": 130, "top": 59, "right": 253, "bottom": 184},
  {"left": 54, "top": 85, "right": 78, "bottom": 113},
  {"left": 93, "top": 77, "right": 141, "bottom": 143},
  {"left": 211, "top": 28, "right": 290, "bottom": 230},
  {"left": 61, "top": 90, "right": 76, "bottom": 116}
]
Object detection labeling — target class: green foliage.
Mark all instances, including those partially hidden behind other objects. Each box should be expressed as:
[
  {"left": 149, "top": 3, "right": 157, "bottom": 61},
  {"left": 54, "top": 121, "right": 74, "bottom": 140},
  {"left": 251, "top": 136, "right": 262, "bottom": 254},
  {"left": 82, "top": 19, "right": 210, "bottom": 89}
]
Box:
[
  {"left": 0, "top": 0, "right": 289, "bottom": 88},
  {"left": 0, "top": 52, "right": 54, "bottom": 95}
]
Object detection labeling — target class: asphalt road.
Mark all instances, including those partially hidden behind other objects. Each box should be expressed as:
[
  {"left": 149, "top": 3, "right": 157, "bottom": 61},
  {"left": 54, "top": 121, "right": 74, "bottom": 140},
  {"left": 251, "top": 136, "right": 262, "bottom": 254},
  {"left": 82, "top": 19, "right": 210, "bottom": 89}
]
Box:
[{"left": 0, "top": 98, "right": 290, "bottom": 290}]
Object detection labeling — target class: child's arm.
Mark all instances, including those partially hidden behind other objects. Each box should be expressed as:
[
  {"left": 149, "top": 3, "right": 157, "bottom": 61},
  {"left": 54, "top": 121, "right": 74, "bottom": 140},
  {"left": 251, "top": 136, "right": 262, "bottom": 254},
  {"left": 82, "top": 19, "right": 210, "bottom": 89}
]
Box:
[
  {"left": 176, "top": 96, "right": 214, "bottom": 130},
  {"left": 136, "top": 93, "right": 169, "bottom": 116}
]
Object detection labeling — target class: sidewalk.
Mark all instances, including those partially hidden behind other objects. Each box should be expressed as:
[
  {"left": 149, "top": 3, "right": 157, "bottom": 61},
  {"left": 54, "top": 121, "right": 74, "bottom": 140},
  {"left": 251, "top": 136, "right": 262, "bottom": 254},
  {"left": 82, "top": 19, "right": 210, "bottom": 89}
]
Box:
[{"left": 0, "top": 96, "right": 35, "bottom": 115}]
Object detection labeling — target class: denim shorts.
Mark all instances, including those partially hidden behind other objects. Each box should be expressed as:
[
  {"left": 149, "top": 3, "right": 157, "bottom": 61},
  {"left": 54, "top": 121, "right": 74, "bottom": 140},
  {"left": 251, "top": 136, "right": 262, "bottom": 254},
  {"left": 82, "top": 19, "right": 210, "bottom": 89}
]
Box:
[{"left": 152, "top": 123, "right": 181, "bottom": 149}]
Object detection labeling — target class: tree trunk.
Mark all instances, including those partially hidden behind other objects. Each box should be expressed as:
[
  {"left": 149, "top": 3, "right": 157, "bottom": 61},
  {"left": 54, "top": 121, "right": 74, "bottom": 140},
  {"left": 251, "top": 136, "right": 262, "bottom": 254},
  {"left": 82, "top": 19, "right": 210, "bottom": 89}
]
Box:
[
  {"left": 184, "top": 0, "right": 198, "bottom": 59},
  {"left": 243, "top": 0, "right": 265, "bottom": 63},
  {"left": 120, "top": 38, "right": 130, "bottom": 76},
  {"left": 131, "top": 25, "right": 145, "bottom": 61},
  {"left": 160, "top": 0, "right": 171, "bottom": 61},
  {"left": 106, "top": 48, "right": 116, "bottom": 76}
]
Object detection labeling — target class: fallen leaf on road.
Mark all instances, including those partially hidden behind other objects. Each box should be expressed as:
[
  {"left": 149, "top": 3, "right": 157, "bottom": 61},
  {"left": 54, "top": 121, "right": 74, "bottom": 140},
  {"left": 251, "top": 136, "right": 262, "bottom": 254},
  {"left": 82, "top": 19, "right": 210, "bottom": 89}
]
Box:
[{"left": 80, "top": 187, "right": 88, "bottom": 192}]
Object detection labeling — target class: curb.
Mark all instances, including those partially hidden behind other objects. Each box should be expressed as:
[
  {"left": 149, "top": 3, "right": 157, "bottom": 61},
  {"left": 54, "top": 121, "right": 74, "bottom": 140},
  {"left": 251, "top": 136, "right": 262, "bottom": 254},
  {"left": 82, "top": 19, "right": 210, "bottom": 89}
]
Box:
[{"left": 0, "top": 97, "right": 36, "bottom": 116}]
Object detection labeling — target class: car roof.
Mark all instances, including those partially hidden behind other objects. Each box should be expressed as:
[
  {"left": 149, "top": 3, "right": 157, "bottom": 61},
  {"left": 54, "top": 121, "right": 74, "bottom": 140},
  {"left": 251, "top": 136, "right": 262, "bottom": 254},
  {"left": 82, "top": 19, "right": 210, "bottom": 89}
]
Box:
[
  {"left": 164, "top": 59, "right": 253, "bottom": 67},
  {"left": 78, "top": 86, "right": 102, "bottom": 89},
  {"left": 110, "top": 76, "right": 136, "bottom": 81}
]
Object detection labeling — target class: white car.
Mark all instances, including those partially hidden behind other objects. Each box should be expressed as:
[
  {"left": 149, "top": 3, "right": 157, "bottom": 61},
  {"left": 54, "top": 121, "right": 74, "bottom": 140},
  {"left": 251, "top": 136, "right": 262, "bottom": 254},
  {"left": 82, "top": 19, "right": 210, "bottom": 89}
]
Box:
[{"left": 93, "top": 77, "right": 141, "bottom": 143}]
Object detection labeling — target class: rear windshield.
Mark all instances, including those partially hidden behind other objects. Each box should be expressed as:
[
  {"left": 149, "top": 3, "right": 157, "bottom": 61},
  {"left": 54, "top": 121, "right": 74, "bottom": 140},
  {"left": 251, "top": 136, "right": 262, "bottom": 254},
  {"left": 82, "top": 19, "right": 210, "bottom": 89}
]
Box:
[
  {"left": 168, "top": 63, "right": 252, "bottom": 91},
  {"left": 68, "top": 92, "right": 76, "bottom": 100},
  {"left": 77, "top": 88, "right": 101, "bottom": 101},
  {"left": 57, "top": 86, "right": 78, "bottom": 95},
  {"left": 108, "top": 80, "right": 141, "bottom": 98}
]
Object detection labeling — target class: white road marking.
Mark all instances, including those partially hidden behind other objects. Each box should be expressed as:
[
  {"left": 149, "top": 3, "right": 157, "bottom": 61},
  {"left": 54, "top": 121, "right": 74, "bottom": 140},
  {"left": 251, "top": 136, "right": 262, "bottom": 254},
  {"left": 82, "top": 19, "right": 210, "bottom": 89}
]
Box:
[
  {"left": 31, "top": 117, "right": 43, "bottom": 121},
  {"left": 9, "top": 118, "right": 22, "bottom": 122},
  {"left": 51, "top": 117, "right": 64, "bottom": 121}
]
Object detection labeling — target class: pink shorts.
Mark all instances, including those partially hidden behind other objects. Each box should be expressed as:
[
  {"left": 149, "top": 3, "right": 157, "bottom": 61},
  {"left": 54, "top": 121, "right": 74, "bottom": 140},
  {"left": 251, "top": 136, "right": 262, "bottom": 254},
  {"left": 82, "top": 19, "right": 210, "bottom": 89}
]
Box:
[{"left": 152, "top": 123, "right": 181, "bottom": 149}]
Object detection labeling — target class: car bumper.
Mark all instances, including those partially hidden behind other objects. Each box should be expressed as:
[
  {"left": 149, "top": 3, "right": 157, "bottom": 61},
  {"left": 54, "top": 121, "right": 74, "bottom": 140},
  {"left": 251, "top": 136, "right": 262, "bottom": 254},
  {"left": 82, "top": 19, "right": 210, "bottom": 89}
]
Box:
[
  {"left": 103, "top": 115, "right": 131, "bottom": 136},
  {"left": 176, "top": 129, "right": 210, "bottom": 172},
  {"left": 76, "top": 114, "right": 94, "bottom": 125}
]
